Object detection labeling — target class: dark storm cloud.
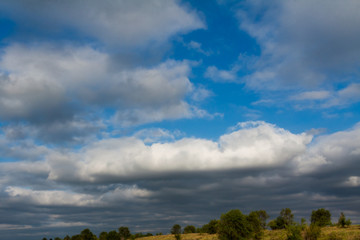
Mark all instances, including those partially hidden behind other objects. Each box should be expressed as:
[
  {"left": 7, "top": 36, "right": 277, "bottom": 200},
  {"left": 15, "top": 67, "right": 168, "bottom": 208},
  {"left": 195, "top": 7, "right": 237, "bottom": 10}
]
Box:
[{"left": 1, "top": 122, "right": 360, "bottom": 239}]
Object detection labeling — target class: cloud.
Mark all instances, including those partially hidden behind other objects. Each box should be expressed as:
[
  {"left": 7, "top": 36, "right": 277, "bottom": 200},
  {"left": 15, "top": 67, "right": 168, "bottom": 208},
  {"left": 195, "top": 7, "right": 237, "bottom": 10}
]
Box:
[
  {"left": 0, "top": 0, "right": 205, "bottom": 48},
  {"left": 288, "top": 83, "right": 360, "bottom": 109},
  {"left": 205, "top": 66, "right": 238, "bottom": 82},
  {"left": 2, "top": 122, "right": 360, "bottom": 238},
  {"left": 0, "top": 44, "right": 208, "bottom": 132},
  {"left": 236, "top": 0, "right": 360, "bottom": 90},
  {"left": 44, "top": 121, "right": 311, "bottom": 183}
]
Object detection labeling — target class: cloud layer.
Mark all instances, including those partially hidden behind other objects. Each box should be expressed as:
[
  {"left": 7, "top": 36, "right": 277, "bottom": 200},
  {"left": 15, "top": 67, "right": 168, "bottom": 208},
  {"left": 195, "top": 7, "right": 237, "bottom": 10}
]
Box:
[{"left": 1, "top": 121, "right": 360, "bottom": 238}]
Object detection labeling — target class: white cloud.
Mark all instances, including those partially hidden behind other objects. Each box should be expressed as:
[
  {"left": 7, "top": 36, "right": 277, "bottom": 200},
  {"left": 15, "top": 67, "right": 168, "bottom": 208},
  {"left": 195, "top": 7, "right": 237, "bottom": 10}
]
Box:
[
  {"left": 45, "top": 121, "right": 312, "bottom": 182},
  {"left": 0, "top": 44, "right": 206, "bottom": 126},
  {"left": 205, "top": 66, "right": 238, "bottom": 82},
  {"left": 237, "top": 0, "right": 360, "bottom": 90},
  {"left": 5, "top": 184, "right": 152, "bottom": 206},
  {"left": 294, "top": 123, "right": 360, "bottom": 174},
  {"left": 291, "top": 91, "right": 331, "bottom": 101},
  {"left": 344, "top": 176, "right": 360, "bottom": 187},
  {"left": 0, "top": 0, "right": 205, "bottom": 48}
]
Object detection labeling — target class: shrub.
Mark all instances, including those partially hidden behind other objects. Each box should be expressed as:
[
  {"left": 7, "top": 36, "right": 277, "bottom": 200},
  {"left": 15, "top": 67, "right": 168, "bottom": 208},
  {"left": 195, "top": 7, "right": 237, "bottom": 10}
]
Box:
[
  {"left": 201, "top": 219, "right": 218, "bottom": 234},
  {"left": 303, "top": 224, "right": 321, "bottom": 240},
  {"left": 337, "top": 212, "right": 351, "bottom": 228},
  {"left": 286, "top": 224, "right": 302, "bottom": 240},
  {"left": 171, "top": 224, "right": 181, "bottom": 240},
  {"left": 269, "top": 208, "right": 294, "bottom": 230},
  {"left": 311, "top": 208, "right": 331, "bottom": 227},
  {"left": 183, "top": 225, "right": 196, "bottom": 234},
  {"left": 218, "top": 209, "right": 253, "bottom": 240}
]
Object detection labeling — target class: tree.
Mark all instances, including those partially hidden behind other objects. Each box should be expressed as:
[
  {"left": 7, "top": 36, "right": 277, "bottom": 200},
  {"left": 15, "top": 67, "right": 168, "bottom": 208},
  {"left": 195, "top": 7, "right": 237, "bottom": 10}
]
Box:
[
  {"left": 107, "top": 230, "right": 120, "bottom": 240},
  {"left": 118, "top": 226, "right": 131, "bottom": 240},
  {"left": 63, "top": 235, "right": 71, "bottom": 240},
  {"left": 217, "top": 209, "right": 252, "bottom": 240},
  {"left": 311, "top": 208, "right": 331, "bottom": 227},
  {"left": 81, "top": 229, "right": 96, "bottom": 240},
  {"left": 338, "top": 212, "right": 351, "bottom": 228},
  {"left": 201, "top": 219, "right": 218, "bottom": 234},
  {"left": 255, "top": 210, "right": 269, "bottom": 229},
  {"left": 55, "top": 238, "right": 62, "bottom": 240},
  {"left": 99, "top": 232, "right": 108, "bottom": 240},
  {"left": 247, "top": 211, "right": 264, "bottom": 239},
  {"left": 171, "top": 224, "right": 181, "bottom": 234},
  {"left": 171, "top": 224, "right": 181, "bottom": 240},
  {"left": 183, "top": 225, "right": 196, "bottom": 234},
  {"left": 281, "top": 208, "right": 294, "bottom": 226},
  {"left": 269, "top": 208, "right": 294, "bottom": 230},
  {"left": 286, "top": 224, "right": 302, "bottom": 240}
]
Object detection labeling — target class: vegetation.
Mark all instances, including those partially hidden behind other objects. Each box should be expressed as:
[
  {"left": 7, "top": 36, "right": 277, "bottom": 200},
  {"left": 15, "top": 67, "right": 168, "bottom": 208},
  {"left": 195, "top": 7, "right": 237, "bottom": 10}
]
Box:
[
  {"left": 311, "top": 209, "right": 332, "bottom": 227},
  {"left": 337, "top": 212, "right": 352, "bottom": 228},
  {"left": 41, "top": 208, "right": 359, "bottom": 240},
  {"left": 269, "top": 208, "right": 294, "bottom": 230},
  {"left": 183, "top": 225, "right": 196, "bottom": 234},
  {"left": 170, "top": 224, "right": 181, "bottom": 240}
]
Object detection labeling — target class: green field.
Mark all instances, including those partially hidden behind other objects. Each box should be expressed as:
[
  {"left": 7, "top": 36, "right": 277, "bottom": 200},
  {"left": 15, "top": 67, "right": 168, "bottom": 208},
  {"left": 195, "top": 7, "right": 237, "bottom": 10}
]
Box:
[{"left": 138, "top": 225, "right": 360, "bottom": 240}]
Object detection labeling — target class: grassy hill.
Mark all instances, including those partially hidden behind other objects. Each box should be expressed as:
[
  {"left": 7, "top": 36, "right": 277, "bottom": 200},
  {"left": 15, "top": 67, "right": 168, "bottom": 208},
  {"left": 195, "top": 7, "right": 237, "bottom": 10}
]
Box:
[{"left": 138, "top": 225, "right": 360, "bottom": 240}]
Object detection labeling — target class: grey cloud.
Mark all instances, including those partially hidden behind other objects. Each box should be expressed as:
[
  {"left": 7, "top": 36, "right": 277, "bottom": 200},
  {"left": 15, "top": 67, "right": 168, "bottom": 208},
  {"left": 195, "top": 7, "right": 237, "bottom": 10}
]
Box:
[
  {"left": 1, "top": 122, "right": 360, "bottom": 240},
  {"left": 0, "top": 0, "right": 204, "bottom": 48},
  {"left": 0, "top": 45, "right": 208, "bottom": 139},
  {"left": 237, "top": 0, "right": 360, "bottom": 90}
]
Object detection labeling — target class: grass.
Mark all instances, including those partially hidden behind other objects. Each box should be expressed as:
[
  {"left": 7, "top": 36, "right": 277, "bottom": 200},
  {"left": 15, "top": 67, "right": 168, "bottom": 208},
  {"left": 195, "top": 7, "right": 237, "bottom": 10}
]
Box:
[{"left": 138, "top": 225, "right": 360, "bottom": 240}]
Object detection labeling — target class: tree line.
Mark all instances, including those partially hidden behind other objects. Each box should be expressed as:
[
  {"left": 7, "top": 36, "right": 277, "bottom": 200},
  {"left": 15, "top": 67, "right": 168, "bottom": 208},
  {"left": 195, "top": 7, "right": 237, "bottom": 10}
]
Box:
[{"left": 41, "top": 208, "right": 352, "bottom": 240}]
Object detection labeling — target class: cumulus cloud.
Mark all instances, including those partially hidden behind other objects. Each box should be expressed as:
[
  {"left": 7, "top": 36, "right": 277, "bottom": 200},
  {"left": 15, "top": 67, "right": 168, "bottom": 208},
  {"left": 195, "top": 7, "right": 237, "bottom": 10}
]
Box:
[
  {"left": 0, "top": 44, "right": 208, "bottom": 131},
  {"left": 0, "top": 0, "right": 205, "bottom": 48},
  {"left": 44, "top": 121, "right": 311, "bottom": 183},
  {"left": 1, "top": 121, "right": 360, "bottom": 238},
  {"left": 236, "top": 0, "right": 360, "bottom": 90}
]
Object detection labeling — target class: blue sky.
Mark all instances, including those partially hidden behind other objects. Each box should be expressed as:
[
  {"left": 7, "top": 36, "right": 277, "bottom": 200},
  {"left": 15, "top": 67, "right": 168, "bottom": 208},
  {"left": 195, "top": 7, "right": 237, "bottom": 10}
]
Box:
[{"left": 0, "top": 1, "right": 360, "bottom": 239}]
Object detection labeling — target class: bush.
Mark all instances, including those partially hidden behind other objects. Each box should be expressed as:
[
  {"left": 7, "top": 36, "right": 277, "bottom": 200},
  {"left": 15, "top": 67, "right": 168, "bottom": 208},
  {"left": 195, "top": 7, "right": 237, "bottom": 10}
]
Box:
[
  {"left": 269, "top": 208, "right": 294, "bottom": 230},
  {"left": 201, "top": 219, "right": 218, "bottom": 234},
  {"left": 303, "top": 224, "right": 321, "bottom": 240},
  {"left": 337, "top": 212, "right": 351, "bottom": 228},
  {"left": 183, "top": 225, "right": 196, "bottom": 234},
  {"left": 171, "top": 224, "right": 181, "bottom": 240},
  {"left": 311, "top": 208, "right": 332, "bottom": 227},
  {"left": 286, "top": 224, "right": 302, "bottom": 240},
  {"left": 218, "top": 209, "right": 257, "bottom": 240}
]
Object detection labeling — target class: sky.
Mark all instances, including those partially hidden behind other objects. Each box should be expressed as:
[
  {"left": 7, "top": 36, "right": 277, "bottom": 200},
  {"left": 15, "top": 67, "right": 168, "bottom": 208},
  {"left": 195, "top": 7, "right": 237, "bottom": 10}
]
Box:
[{"left": 0, "top": 0, "right": 360, "bottom": 239}]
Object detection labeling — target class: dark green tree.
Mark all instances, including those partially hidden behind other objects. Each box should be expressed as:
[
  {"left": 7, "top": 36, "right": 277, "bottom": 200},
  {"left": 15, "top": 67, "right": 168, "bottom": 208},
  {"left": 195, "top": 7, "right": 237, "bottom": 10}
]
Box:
[
  {"left": 217, "top": 209, "right": 252, "bottom": 240},
  {"left": 269, "top": 208, "right": 294, "bottom": 229},
  {"left": 183, "top": 225, "right": 196, "bottom": 234},
  {"left": 63, "top": 235, "right": 71, "bottom": 240},
  {"left": 247, "top": 211, "right": 264, "bottom": 239},
  {"left": 99, "top": 232, "right": 108, "bottom": 240},
  {"left": 286, "top": 224, "right": 302, "bottom": 240},
  {"left": 171, "top": 224, "right": 181, "bottom": 240},
  {"left": 54, "top": 238, "right": 61, "bottom": 240},
  {"left": 81, "top": 228, "right": 96, "bottom": 240},
  {"left": 338, "top": 212, "right": 351, "bottom": 228},
  {"left": 311, "top": 208, "right": 332, "bottom": 226},
  {"left": 254, "top": 210, "right": 269, "bottom": 229},
  {"left": 70, "top": 235, "right": 82, "bottom": 240},
  {"left": 171, "top": 224, "right": 181, "bottom": 234},
  {"left": 107, "top": 230, "right": 120, "bottom": 240},
  {"left": 201, "top": 219, "right": 218, "bottom": 234},
  {"left": 118, "top": 226, "right": 131, "bottom": 240},
  {"left": 281, "top": 208, "right": 294, "bottom": 226}
]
